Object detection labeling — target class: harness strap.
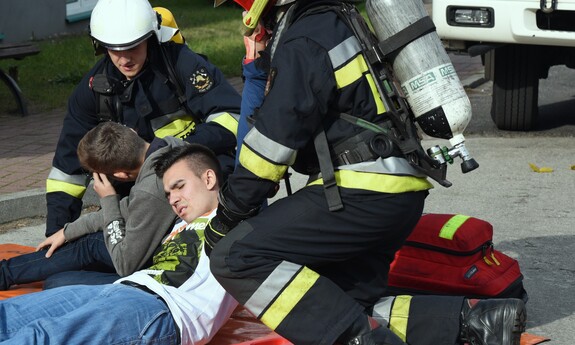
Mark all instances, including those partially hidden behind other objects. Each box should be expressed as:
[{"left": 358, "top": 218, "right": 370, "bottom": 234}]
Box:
[
  {"left": 376, "top": 16, "right": 436, "bottom": 61},
  {"left": 313, "top": 128, "right": 343, "bottom": 212},
  {"left": 332, "top": 113, "right": 403, "bottom": 165},
  {"left": 158, "top": 44, "right": 202, "bottom": 127},
  {"left": 332, "top": 133, "right": 376, "bottom": 166}
]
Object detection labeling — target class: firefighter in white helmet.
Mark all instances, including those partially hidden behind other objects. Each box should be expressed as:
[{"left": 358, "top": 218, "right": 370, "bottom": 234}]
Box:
[
  {"left": 207, "top": 1, "right": 526, "bottom": 344},
  {"left": 45, "top": 0, "right": 240, "bottom": 237}
]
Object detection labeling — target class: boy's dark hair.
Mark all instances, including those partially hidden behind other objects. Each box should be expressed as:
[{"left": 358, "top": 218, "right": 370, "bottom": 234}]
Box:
[
  {"left": 154, "top": 144, "right": 222, "bottom": 185},
  {"left": 77, "top": 122, "right": 147, "bottom": 174}
]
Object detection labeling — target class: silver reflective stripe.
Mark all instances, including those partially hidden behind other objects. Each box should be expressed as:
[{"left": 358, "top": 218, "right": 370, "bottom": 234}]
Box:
[
  {"left": 149, "top": 109, "right": 189, "bottom": 131},
  {"left": 206, "top": 111, "right": 240, "bottom": 123},
  {"left": 270, "top": 5, "right": 297, "bottom": 59},
  {"left": 372, "top": 296, "right": 395, "bottom": 326},
  {"left": 338, "top": 156, "right": 426, "bottom": 177},
  {"left": 48, "top": 167, "right": 90, "bottom": 186},
  {"left": 245, "top": 261, "right": 302, "bottom": 317},
  {"left": 244, "top": 128, "right": 297, "bottom": 165},
  {"left": 328, "top": 36, "right": 362, "bottom": 69}
]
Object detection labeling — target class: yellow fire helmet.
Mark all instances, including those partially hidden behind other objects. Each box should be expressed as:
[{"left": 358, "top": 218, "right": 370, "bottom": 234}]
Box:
[{"left": 154, "top": 7, "right": 186, "bottom": 45}]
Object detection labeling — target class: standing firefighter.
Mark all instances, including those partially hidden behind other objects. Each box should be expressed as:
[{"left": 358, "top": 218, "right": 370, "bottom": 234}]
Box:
[
  {"left": 208, "top": 0, "right": 526, "bottom": 344},
  {"left": 45, "top": 0, "right": 240, "bottom": 236}
]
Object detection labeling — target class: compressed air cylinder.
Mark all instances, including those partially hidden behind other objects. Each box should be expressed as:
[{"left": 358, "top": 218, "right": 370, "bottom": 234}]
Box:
[{"left": 366, "top": 0, "right": 472, "bottom": 147}]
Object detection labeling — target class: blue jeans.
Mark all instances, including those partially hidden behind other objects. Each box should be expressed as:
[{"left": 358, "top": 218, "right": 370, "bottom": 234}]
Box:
[
  {"left": 43, "top": 270, "right": 121, "bottom": 289},
  {"left": 0, "top": 284, "right": 178, "bottom": 344},
  {"left": 0, "top": 232, "right": 115, "bottom": 290}
]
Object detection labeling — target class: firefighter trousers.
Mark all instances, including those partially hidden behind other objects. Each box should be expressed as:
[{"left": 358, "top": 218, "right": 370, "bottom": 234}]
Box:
[
  {"left": 211, "top": 185, "right": 441, "bottom": 345},
  {"left": 372, "top": 294, "right": 463, "bottom": 344}
]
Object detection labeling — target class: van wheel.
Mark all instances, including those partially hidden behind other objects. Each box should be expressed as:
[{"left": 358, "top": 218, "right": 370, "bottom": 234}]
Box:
[{"left": 488, "top": 44, "right": 539, "bottom": 131}]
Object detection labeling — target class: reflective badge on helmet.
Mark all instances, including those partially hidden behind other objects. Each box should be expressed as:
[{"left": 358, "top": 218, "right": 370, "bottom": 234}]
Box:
[{"left": 190, "top": 67, "right": 213, "bottom": 93}]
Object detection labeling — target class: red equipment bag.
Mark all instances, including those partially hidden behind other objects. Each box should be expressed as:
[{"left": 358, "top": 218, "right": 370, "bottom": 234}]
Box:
[{"left": 386, "top": 214, "right": 528, "bottom": 301}]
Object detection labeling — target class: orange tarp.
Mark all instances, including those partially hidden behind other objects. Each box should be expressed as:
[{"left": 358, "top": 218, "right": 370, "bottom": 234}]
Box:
[
  {"left": 208, "top": 306, "right": 290, "bottom": 345},
  {"left": 0, "top": 243, "right": 43, "bottom": 300}
]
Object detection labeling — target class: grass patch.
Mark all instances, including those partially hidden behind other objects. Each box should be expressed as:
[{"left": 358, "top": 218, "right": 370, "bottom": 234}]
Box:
[{"left": 0, "top": 0, "right": 245, "bottom": 114}]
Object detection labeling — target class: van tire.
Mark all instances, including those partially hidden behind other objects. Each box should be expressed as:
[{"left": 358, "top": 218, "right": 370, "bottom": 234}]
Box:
[{"left": 489, "top": 44, "right": 539, "bottom": 131}]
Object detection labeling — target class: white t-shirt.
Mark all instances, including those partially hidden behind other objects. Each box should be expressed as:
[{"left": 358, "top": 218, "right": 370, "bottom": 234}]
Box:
[{"left": 116, "top": 212, "right": 238, "bottom": 344}]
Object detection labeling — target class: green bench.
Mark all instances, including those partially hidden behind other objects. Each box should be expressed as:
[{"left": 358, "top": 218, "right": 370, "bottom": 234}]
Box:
[{"left": 0, "top": 42, "right": 41, "bottom": 116}]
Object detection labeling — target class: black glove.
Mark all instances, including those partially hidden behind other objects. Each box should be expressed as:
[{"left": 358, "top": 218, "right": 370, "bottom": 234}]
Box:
[
  {"left": 205, "top": 213, "right": 231, "bottom": 257},
  {"left": 204, "top": 182, "right": 260, "bottom": 256}
]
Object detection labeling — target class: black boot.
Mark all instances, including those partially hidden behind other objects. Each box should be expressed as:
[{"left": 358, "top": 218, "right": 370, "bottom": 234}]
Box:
[
  {"left": 460, "top": 298, "right": 527, "bottom": 345},
  {"left": 337, "top": 313, "right": 407, "bottom": 345}
]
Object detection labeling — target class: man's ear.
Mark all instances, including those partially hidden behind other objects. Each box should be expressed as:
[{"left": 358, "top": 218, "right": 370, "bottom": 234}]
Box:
[
  {"left": 112, "top": 171, "right": 130, "bottom": 180},
  {"left": 204, "top": 169, "right": 218, "bottom": 190}
]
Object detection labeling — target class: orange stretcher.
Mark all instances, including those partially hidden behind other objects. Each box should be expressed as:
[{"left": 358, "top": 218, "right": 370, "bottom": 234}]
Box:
[
  {"left": 0, "top": 243, "right": 43, "bottom": 300},
  {"left": 0, "top": 244, "right": 549, "bottom": 345}
]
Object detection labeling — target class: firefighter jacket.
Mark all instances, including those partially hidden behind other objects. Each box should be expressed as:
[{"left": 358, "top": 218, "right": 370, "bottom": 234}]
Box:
[
  {"left": 46, "top": 42, "right": 241, "bottom": 235},
  {"left": 223, "top": 2, "right": 433, "bottom": 215}
]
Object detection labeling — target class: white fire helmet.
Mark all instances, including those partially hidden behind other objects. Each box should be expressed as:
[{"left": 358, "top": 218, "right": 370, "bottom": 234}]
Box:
[{"left": 90, "top": 0, "right": 178, "bottom": 53}]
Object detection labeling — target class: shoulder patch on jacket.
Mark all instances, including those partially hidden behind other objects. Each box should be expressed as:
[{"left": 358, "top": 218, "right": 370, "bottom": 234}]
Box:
[{"left": 189, "top": 67, "right": 213, "bottom": 93}]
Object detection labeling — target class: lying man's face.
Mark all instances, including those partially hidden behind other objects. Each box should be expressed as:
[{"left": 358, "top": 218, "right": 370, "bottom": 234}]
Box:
[{"left": 162, "top": 160, "right": 219, "bottom": 223}]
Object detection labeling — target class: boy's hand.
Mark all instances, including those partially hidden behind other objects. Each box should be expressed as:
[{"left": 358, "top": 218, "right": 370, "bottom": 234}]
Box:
[
  {"left": 36, "top": 229, "right": 67, "bottom": 258},
  {"left": 93, "top": 172, "right": 117, "bottom": 198}
]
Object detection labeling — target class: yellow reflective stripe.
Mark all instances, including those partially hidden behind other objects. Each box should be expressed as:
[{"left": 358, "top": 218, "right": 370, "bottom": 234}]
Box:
[
  {"left": 307, "top": 170, "right": 432, "bottom": 193},
  {"left": 389, "top": 295, "right": 412, "bottom": 342},
  {"left": 333, "top": 55, "right": 385, "bottom": 114},
  {"left": 210, "top": 112, "right": 239, "bottom": 137},
  {"left": 154, "top": 116, "right": 196, "bottom": 139},
  {"left": 260, "top": 267, "right": 319, "bottom": 330},
  {"left": 365, "top": 73, "right": 386, "bottom": 114},
  {"left": 439, "top": 214, "right": 471, "bottom": 240},
  {"left": 46, "top": 179, "right": 87, "bottom": 198},
  {"left": 334, "top": 55, "right": 367, "bottom": 89},
  {"left": 239, "top": 145, "right": 288, "bottom": 182},
  {"left": 246, "top": 261, "right": 301, "bottom": 317}
]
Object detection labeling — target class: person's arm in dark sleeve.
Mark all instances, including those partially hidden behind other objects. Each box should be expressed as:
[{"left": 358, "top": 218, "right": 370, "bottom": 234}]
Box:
[
  {"left": 205, "top": 37, "right": 336, "bottom": 255},
  {"left": 173, "top": 46, "right": 241, "bottom": 155},
  {"left": 225, "top": 37, "right": 335, "bottom": 213},
  {"left": 45, "top": 64, "right": 102, "bottom": 236}
]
